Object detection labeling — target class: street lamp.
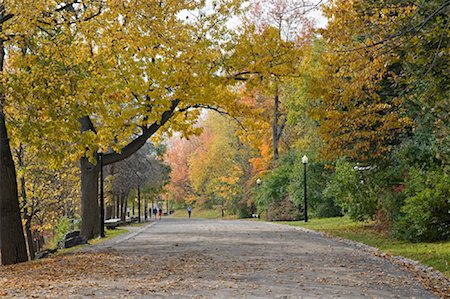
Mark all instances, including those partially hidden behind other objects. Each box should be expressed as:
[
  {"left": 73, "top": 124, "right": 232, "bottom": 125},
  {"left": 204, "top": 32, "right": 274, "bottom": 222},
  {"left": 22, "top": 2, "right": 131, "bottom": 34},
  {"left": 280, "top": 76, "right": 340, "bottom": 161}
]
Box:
[{"left": 301, "top": 155, "right": 308, "bottom": 223}]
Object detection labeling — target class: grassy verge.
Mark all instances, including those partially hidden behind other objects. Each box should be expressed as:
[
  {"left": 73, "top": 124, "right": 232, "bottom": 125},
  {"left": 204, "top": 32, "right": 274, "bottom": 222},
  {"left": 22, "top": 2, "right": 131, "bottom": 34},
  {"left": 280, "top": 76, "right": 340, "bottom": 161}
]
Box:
[
  {"left": 170, "top": 208, "right": 237, "bottom": 219},
  {"left": 281, "top": 216, "right": 450, "bottom": 279},
  {"left": 56, "top": 227, "right": 128, "bottom": 255}
]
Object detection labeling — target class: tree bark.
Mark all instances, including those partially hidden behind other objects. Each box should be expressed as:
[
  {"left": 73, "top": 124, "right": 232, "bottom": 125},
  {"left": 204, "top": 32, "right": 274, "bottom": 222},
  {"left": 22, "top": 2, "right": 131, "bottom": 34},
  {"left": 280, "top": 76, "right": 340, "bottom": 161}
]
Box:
[
  {"left": 20, "top": 177, "right": 35, "bottom": 260},
  {"left": 0, "top": 41, "right": 28, "bottom": 265},
  {"left": 80, "top": 155, "right": 100, "bottom": 240},
  {"left": 120, "top": 194, "right": 127, "bottom": 223},
  {"left": 123, "top": 194, "right": 128, "bottom": 222},
  {"left": 16, "top": 146, "right": 35, "bottom": 260},
  {"left": 137, "top": 185, "right": 141, "bottom": 223},
  {"left": 78, "top": 100, "right": 179, "bottom": 239},
  {"left": 116, "top": 195, "right": 120, "bottom": 219},
  {"left": 272, "top": 84, "right": 280, "bottom": 161},
  {"left": 24, "top": 219, "right": 34, "bottom": 260},
  {"left": 272, "top": 84, "right": 286, "bottom": 161},
  {"left": 78, "top": 116, "right": 101, "bottom": 240}
]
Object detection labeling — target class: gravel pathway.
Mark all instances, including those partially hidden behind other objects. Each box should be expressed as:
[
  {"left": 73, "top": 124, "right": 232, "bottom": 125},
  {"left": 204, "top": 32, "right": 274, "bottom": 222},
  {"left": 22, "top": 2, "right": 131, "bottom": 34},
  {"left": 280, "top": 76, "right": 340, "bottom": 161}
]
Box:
[{"left": 0, "top": 218, "right": 439, "bottom": 298}]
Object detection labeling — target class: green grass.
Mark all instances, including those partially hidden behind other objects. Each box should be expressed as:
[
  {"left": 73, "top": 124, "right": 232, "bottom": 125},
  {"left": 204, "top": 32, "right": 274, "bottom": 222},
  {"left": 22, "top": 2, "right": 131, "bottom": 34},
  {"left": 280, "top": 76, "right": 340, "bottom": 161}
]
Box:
[
  {"left": 56, "top": 227, "right": 128, "bottom": 255},
  {"left": 170, "top": 208, "right": 237, "bottom": 219},
  {"left": 282, "top": 216, "right": 450, "bottom": 278}
]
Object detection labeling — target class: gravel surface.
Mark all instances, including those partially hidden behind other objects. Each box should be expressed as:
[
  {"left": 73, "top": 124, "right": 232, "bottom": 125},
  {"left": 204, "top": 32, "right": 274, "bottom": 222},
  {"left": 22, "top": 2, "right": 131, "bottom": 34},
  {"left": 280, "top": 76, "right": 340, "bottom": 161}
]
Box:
[{"left": 0, "top": 218, "right": 440, "bottom": 298}]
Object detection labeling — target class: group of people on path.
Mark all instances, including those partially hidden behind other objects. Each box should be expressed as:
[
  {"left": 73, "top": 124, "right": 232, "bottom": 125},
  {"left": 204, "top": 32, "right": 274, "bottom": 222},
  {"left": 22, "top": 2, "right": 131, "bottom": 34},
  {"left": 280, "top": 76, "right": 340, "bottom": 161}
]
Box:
[
  {"left": 150, "top": 207, "right": 163, "bottom": 221},
  {"left": 147, "top": 206, "right": 193, "bottom": 220}
]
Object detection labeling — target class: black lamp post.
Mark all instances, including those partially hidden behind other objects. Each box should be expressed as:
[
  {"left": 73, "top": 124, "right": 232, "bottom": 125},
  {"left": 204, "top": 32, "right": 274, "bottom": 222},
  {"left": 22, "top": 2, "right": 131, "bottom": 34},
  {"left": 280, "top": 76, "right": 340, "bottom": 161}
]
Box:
[
  {"left": 99, "top": 153, "right": 105, "bottom": 238},
  {"left": 301, "top": 155, "right": 308, "bottom": 223}
]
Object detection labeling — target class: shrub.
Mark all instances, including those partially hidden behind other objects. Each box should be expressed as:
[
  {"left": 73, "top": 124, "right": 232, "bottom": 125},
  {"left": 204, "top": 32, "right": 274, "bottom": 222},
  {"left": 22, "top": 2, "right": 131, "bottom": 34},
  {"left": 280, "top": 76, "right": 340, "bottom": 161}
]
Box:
[
  {"left": 254, "top": 155, "right": 293, "bottom": 213},
  {"left": 267, "top": 196, "right": 301, "bottom": 221},
  {"left": 255, "top": 151, "right": 340, "bottom": 219},
  {"left": 289, "top": 156, "right": 341, "bottom": 218},
  {"left": 393, "top": 168, "right": 450, "bottom": 242},
  {"left": 49, "top": 217, "right": 74, "bottom": 249},
  {"left": 324, "top": 160, "right": 378, "bottom": 221}
]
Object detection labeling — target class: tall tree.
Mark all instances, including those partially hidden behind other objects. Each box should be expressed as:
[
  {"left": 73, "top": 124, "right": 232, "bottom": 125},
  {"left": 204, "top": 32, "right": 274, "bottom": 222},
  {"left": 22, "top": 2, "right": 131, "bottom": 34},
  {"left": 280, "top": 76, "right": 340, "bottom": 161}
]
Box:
[
  {"left": 188, "top": 112, "right": 252, "bottom": 212},
  {"left": 0, "top": 1, "right": 50, "bottom": 265},
  {"left": 165, "top": 136, "right": 200, "bottom": 204},
  {"left": 229, "top": 0, "right": 315, "bottom": 160},
  {"left": 314, "top": 0, "right": 414, "bottom": 163},
  {"left": 8, "top": 1, "right": 242, "bottom": 240}
]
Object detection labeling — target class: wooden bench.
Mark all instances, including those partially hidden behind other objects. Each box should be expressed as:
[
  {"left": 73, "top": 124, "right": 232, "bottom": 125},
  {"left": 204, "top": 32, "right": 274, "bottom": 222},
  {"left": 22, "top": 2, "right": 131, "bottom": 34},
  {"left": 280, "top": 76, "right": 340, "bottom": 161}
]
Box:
[
  {"left": 105, "top": 218, "right": 122, "bottom": 229},
  {"left": 60, "top": 231, "right": 85, "bottom": 249}
]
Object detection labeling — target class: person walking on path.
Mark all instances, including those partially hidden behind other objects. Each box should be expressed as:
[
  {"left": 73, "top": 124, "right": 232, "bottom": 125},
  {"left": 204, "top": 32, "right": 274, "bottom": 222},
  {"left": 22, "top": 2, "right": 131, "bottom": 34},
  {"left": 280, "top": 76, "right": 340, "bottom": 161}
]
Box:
[
  {"left": 158, "top": 208, "right": 163, "bottom": 221},
  {"left": 187, "top": 206, "right": 192, "bottom": 219},
  {"left": 153, "top": 207, "right": 158, "bottom": 219}
]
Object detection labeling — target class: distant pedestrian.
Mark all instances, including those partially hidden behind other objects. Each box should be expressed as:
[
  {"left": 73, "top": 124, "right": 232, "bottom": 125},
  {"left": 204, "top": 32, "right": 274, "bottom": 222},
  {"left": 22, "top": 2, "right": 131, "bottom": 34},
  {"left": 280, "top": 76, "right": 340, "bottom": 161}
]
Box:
[
  {"left": 153, "top": 207, "right": 157, "bottom": 219},
  {"left": 187, "top": 206, "right": 192, "bottom": 219},
  {"left": 158, "top": 208, "right": 163, "bottom": 220}
]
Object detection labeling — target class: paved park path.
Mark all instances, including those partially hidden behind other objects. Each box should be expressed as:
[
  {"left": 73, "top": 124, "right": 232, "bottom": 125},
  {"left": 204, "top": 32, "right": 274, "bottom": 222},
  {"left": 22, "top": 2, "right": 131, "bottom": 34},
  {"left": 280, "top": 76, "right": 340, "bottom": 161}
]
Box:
[{"left": 0, "top": 218, "right": 440, "bottom": 298}]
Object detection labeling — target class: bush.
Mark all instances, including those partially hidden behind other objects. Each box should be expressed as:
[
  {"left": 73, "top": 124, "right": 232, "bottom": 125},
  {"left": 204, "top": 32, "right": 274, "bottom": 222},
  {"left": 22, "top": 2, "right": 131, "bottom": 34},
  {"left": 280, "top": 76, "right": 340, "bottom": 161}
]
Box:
[
  {"left": 255, "top": 151, "right": 340, "bottom": 219},
  {"left": 394, "top": 168, "right": 450, "bottom": 242},
  {"left": 267, "top": 196, "right": 301, "bottom": 221},
  {"left": 313, "top": 198, "right": 343, "bottom": 218},
  {"left": 324, "top": 160, "right": 378, "bottom": 221},
  {"left": 254, "top": 155, "right": 293, "bottom": 213},
  {"left": 289, "top": 155, "right": 341, "bottom": 218},
  {"left": 49, "top": 217, "right": 75, "bottom": 249}
]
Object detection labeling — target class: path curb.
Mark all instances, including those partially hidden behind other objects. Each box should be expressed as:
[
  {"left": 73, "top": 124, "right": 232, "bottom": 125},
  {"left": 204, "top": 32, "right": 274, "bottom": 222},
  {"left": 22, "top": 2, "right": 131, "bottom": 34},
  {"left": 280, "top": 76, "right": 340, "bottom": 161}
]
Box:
[{"left": 266, "top": 221, "right": 450, "bottom": 298}]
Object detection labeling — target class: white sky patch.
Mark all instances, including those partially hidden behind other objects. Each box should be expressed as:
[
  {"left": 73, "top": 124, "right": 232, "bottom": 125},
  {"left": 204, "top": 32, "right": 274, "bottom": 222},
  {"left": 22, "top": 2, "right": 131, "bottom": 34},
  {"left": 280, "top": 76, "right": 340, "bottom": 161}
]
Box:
[
  {"left": 177, "top": 0, "right": 328, "bottom": 31},
  {"left": 309, "top": 5, "right": 328, "bottom": 28}
]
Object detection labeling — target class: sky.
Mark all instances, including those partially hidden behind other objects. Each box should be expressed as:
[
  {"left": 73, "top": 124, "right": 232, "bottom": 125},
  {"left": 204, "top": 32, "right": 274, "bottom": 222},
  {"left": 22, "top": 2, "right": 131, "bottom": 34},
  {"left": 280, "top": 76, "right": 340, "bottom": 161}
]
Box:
[{"left": 178, "top": 0, "right": 329, "bottom": 31}]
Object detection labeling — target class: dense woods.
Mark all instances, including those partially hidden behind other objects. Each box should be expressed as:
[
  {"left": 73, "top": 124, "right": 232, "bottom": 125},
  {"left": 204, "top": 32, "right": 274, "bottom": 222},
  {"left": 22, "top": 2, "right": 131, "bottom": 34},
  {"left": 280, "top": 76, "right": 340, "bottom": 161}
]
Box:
[
  {"left": 0, "top": 0, "right": 448, "bottom": 266},
  {"left": 166, "top": 0, "right": 449, "bottom": 242}
]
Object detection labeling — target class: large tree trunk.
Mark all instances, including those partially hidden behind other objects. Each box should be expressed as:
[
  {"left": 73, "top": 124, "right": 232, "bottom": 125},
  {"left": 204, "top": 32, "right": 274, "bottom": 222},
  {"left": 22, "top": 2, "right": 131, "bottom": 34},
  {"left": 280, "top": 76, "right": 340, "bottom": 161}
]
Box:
[
  {"left": 79, "top": 116, "right": 100, "bottom": 241},
  {"left": 0, "top": 110, "right": 28, "bottom": 265},
  {"left": 0, "top": 42, "right": 28, "bottom": 265},
  {"left": 80, "top": 156, "right": 100, "bottom": 240}
]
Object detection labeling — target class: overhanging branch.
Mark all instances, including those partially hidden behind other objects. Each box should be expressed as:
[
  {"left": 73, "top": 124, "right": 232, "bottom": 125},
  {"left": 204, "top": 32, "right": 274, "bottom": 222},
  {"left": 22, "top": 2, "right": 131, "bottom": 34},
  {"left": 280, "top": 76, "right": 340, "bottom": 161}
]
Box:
[
  {"left": 179, "top": 104, "right": 247, "bottom": 132},
  {"left": 102, "top": 99, "right": 180, "bottom": 166}
]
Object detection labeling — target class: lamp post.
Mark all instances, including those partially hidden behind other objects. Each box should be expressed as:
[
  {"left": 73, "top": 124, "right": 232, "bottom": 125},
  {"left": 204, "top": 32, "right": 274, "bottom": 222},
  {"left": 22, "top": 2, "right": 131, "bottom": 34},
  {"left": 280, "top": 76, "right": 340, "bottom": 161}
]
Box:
[
  {"left": 301, "top": 155, "right": 308, "bottom": 223},
  {"left": 99, "top": 153, "right": 105, "bottom": 238}
]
